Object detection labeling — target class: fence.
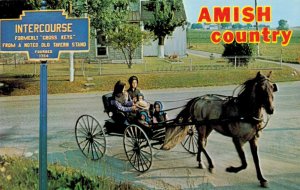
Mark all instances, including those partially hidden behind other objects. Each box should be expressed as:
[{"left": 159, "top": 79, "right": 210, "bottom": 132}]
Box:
[{"left": 0, "top": 55, "right": 284, "bottom": 77}]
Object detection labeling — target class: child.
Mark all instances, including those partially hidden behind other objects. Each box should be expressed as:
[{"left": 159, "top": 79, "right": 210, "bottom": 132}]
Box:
[
  {"left": 135, "top": 93, "right": 150, "bottom": 111},
  {"left": 152, "top": 101, "right": 168, "bottom": 123},
  {"left": 137, "top": 111, "right": 151, "bottom": 127}
]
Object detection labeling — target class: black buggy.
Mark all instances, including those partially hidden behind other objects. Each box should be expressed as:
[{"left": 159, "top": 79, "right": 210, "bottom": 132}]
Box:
[{"left": 74, "top": 93, "right": 198, "bottom": 172}]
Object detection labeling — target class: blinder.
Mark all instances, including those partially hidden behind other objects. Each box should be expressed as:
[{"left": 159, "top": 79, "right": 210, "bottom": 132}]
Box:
[{"left": 273, "top": 83, "right": 278, "bottom": 92}]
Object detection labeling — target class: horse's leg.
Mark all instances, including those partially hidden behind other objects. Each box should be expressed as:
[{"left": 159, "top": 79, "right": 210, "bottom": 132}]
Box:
[
  {"left": 196, "top": 125, "right": 205, "bottom": 169},
  {"left": 249, "top": 137, "right": 268, "bottom": 187},
  {"left": 226, "top": 137, "right": 247, "bottom": 173},
  {"left": 197, "top": 125, "right": 214, "bottom": 172}
]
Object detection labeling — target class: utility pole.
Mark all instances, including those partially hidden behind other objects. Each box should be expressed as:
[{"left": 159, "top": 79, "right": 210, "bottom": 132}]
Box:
[
  {"left": 255, "top": 0, "right": 260, "bottom": 56},
  {"left": 39, "top": 2, "right": 48, "bottom": 190},
  {"left": 69, "top": 1, "right": 74, "bottom": 82}
]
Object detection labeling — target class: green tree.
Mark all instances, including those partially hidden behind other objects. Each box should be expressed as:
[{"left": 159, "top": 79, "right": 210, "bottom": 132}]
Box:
[
  {"left": 108, "top": 24, "right": 151, "bottom": 68},
  {"left": 222, "top": 40, "right": 253, "bottom": 66},
  {"left": 245, "top": 23, "right": 252, "bottom": 29},
  {"left": 277, "top": 19, "right": 289, "bottom": 30},
  {"left": 191, "top": 23, "right": 203, "bottom": 29},
  {"left": 73, "top": 0, "right": 134, "bottom": 36},
  {"left": 26, "top": 0, "right": 69, "bottom": 10},
  {"left": 232, "top": 23, "right": 243, "bottom": 29},
  {"left": 221, "top": 23, "right": 231, "bottom": 29},
  {"left": 144, "top": 0, "right": 186, "bottom": 58}
]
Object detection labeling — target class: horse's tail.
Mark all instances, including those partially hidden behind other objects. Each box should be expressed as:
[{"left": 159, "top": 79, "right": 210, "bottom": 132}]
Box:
[{"left": 176, "top": 97, "right": 200, "bottom": 123}]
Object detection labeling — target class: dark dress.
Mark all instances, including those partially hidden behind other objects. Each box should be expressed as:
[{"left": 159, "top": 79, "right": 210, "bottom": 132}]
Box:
[{"left": 127, "top": 88, "right": 141, "bottom": 100}]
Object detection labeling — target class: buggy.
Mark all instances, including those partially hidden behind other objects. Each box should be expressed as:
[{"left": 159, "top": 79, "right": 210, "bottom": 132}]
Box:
[{"left": 75, "top": 93, "right": 198, "bottom": 172}]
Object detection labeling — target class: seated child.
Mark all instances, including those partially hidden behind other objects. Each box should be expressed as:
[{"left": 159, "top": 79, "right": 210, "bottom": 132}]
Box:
[
  {"left": 137, "top": 111, "right": 151, "bottom": 127},
  {"left": 152, "top": 101, "right": 168, "bottom": 123},
  {"left": 135, "top": 93, "right": 150, "bottom": 111}
]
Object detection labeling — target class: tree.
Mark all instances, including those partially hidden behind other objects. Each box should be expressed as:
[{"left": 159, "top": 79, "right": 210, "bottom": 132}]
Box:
[
  {"left": 245, "top": 23, "right": 252, "bottom": 29},
  {"left": 222, "top": 40, "right": 254, "bottom": 66},
  {"left": 26, "top": 0, "right": 69, "bottom": 10},
  {"left": 221, "top": 23, "right": 231, "bottom": 29},
  {"left": 108, "top": 24, "right": 151, "bottom": 68},
  {"left": 191, "top": 23, "right": 203, "bottom": 29},
  {"left": 144, "top": 0, "right": 186, "bottom": 58},
  {"left": 277, "top": 19, "right": 289, "bottom": 30},
  {"left": 232, "top": 23, "right": 243, "bottom": 29},
  {"left": 73, "top": 0, "right": 134, "bottom": 36}
]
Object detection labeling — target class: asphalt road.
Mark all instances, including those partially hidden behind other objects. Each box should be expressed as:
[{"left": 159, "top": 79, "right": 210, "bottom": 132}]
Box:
[{"left": 0, "top": 81, "right": 300, "bottom": 189}]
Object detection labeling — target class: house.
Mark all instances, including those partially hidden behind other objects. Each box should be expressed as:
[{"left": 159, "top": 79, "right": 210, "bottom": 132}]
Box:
[{"left": 140, "top": 0, "right": 187, "bottom": 58}]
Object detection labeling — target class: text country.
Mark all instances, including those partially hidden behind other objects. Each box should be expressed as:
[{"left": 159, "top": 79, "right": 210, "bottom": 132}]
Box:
[{"left": 210, "top": 28, "right": 293, "bottom": 46}]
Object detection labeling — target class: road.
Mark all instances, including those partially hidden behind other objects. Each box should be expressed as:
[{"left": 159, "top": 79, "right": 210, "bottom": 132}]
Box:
[{"left": 0, "top": 81, "right": 300, "bottom": 189}]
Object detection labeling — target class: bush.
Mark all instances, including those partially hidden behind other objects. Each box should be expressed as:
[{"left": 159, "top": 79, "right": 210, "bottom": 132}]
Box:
[
  {"left": 0, "top": 156, "right": 143, "bottom": 190},
  {"left": 222, "top": 40, "right": 254, "bottom": 66},
  {"left": 0, "top": 79, "right": 27, "bottom": 95}
]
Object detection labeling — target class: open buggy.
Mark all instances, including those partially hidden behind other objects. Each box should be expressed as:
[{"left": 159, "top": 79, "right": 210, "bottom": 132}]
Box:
[{"left": 74, "top": 93, "right": 198, "bottom": 172}]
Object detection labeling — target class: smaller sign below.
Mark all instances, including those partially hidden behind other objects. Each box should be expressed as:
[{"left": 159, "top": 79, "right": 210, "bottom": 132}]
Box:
[{"left": 0, "top": 10, "right": 89, "bottom": 60}]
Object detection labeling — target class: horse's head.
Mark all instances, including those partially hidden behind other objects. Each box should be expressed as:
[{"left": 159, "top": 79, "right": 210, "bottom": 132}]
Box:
[{"left": 239, "top": 71, "right": 278, "bottom": 115}]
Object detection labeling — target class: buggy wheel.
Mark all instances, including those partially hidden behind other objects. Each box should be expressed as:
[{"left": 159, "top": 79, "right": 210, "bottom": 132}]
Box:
[
  {"left": 123, "top": 124, "right": 152, "bottom": 172},
  {"left": 181, "top": 125, "right": 198, "bottom": 154},
  {"left": 75, "top": 115, "right": 106, "bottom": 160}
]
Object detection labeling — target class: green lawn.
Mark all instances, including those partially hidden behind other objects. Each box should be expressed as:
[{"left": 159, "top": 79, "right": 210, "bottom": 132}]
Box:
[
  {"left": 187, "top": 29, "right": 300, "bottom": 63},
  {"left": 1, "top": 56, "right": 299, "bottom": 96}
]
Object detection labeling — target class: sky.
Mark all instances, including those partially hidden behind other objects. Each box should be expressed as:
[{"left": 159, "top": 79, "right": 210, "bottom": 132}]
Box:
[{"left": 183, "top": 0, "right": 300, "bottom": 28}]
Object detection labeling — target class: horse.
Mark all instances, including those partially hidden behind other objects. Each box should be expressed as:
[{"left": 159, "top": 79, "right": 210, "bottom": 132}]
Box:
[{"left": 162, "top": 71, "right": 278, "bottom": 187}]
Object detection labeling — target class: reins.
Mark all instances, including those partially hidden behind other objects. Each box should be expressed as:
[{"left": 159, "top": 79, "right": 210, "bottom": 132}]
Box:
[
  {"left": 161, "top": 105, "right": 186, "bottom": 112},
  {"left": 147, "top": 97, "right": 193, "bottom": 103}
]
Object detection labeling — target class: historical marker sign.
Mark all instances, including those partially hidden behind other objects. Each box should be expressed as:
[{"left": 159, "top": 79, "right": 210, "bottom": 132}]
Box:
[{"left": 0, "top": 10, "right": 89, "bottom": 60}]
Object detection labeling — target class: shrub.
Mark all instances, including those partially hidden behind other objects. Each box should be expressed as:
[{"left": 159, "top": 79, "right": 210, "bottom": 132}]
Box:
[
  {"left": 222, "top": 40, "right": 254, "bottom": 66},
  {"left": 0, "top": 156, "right": 143, "bottom": 190}
]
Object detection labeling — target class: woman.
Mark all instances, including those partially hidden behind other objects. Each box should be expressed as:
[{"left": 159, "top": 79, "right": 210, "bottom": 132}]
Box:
[
  {"left": 127, "top": 76, "right": 141, "bottom": 100},
  {"left": 111, "top": 80, "right": 136, "bottom": 124}
]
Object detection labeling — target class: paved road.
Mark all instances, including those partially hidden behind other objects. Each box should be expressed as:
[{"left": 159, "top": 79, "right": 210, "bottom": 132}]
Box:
[{"left": 0, "top": 81, "right": 300, "bottom": 189}]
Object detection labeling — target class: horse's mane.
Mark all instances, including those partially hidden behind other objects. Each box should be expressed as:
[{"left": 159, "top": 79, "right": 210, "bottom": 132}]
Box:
[
  {"left": 175, "top": 97, "right": 200, "bottom": 123},
  {"left": 237, "top": 73, "right": 268, "bottom": 115}
]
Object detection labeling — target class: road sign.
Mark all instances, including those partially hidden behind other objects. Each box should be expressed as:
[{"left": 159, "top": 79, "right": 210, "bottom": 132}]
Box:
[{"left": 0, "top": 10, "right": 89, "bottom": 60}]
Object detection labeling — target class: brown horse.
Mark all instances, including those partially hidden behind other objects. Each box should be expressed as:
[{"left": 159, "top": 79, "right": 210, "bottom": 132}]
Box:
[{"left": 162, "top": 72, "right": 278, "bottom": 187}]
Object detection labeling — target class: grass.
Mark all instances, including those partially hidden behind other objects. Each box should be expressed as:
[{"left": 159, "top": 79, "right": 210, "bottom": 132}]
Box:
[
  {"left": 1, "top": 56, "right": 300, "bottom": 96},
  {"left": 0, "top": 156, "right": 143, "bottom": 190},
  {"left": 187, "top": 29, "right": 300, "bottom": 63},
  {"left": 0, "top": 57, "right": 298, "bottom": 96}
]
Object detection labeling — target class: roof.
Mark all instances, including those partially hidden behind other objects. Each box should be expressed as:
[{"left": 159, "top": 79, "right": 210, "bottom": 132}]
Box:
[{"left": 141, "top": 0, "right": 186, "bottom": 22}]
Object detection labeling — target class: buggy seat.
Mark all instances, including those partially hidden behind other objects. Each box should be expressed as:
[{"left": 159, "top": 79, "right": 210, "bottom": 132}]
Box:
[
  {"left": 102, "top": 93, "right": 127, "bottom": 124},
  {"left": 102, "top": 93, "right": 114, "bottom": 116}
]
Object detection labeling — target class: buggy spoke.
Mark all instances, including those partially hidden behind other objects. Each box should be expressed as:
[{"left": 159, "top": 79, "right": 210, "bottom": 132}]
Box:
[
  {"left": 81, "top": 118, "right": 90, "bottom": 133},
  {"left": 94, "top": 139, "right": 106, "bottom": 149},
  {"left": 140, "top": 151, "right": 151, "bottom": 164},
  {"left": 78, "top": 122, "right": 89, "bottom": 135},
  {"left": 92, "top": 143, "right": 102, "bottom": 159},
  {"left": 78, "top": 138, "right": 88, "bottom": 145}
]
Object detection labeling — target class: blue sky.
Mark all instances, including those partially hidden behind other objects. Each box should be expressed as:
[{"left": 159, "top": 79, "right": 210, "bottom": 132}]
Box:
[{"left": 183, "top": 0, "right": 300, "bottom": 28}]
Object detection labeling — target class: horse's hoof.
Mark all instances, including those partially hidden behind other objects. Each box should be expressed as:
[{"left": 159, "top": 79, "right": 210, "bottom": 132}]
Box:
[
  {"left": 226, "top": 166, "right": 235, "bottom": 173},
  {"left": 198, "top": 163, "right": 205, "bottom": 169},
  {"left": 260, "top": 180, "right": 268, "bottom": 188},
  {"left": 208, "top": 167, "right": 215, "bottom": 174}
]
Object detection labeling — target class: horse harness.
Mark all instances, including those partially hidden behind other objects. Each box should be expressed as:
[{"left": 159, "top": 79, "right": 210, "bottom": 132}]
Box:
[{"left": 188, "top": 94, "right": 270, "bottom": 134}]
